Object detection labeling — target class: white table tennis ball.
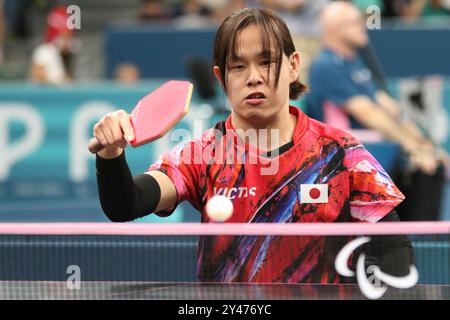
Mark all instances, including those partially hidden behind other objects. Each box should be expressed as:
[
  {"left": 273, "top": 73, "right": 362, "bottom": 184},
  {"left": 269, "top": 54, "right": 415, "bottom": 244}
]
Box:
[{"left": 206, "top": 195, "right": 234, "bottom": 222}]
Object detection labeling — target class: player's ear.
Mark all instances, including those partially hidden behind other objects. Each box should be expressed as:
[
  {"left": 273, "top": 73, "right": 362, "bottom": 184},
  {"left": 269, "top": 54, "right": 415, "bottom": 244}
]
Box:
[
  {"left": 289, "top": 52, "right": 301, "bottom": 82},
  {"left": 213, "top": 66, "right": 225, "bottom": 89}
]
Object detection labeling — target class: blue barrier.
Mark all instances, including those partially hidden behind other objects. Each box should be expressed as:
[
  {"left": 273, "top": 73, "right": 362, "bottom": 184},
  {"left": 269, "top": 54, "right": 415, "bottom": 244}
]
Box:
[
  {"left": 369, "top": 26, "right": 450, "bottom": 77},
  {"left": 105, "top": 26, "right": 216, "bottom": 79},
  {"left": 104, "top": 24, "right": 450, "bottom": 78},
  {"left": 0, "top": 235, "right": 198, "bottom": 282}
]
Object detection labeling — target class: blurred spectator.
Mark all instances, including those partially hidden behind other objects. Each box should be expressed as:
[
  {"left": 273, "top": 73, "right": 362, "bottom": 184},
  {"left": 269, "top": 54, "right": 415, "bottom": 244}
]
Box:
[
  {"left": 306, "top": 1, "right": 448, "bottom": 220},
  {"left": 369, "top": 0, "right": 450, "bottom": 20},
  {"left": 211, "top": 0, "right": 246, "bottom": 23},
  {"left": 197, "top": 0, "right": 227, "bottom": 11},
  {"left": 138, "top": 0, "right": 172, "bottom": 22},
  {"left": 173, "top": 0, "right": 212, "bottom": 29},
  {"left": 115, "top": 63, "right": 141, "bottom": 85},
  {"left": 188, "top": 57, "right": 216, "bottom": 99},
  {"left": 249, "top": 0, "right": 329, "bottom": 84},
  {"left": 3, "top": 0, "right": 32, "bottom": 39},
  {"left": 352, "top": 0, "right": 385, "bottom": 17},
  {"left": 352, "top": 0, "right": 450, "bottom": 20},
  {"left": 0, "top": 1, "right": 5, "bottom": 63},
  {"left": 398, "top": 76, "right": 448, "bottom": 148},
  {"left": 381, "top": 0, "right": 406, "bottom": 17},
  {"left": 30, "top": 5, "right": 77, "bottom": 85},
  {"left": 403, "top": 0, "right": 450, "bottom": 21}
]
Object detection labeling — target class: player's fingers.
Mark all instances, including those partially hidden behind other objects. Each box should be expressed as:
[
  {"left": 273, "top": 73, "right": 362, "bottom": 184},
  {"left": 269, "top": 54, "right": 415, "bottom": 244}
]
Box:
[
  {"left": 106, "top": 115, "right": 126, "bottom": 147},
  {"left": 112, "top": 132, "right": 128, "bottom": 149},
  {"left": 99, "top": 114, "right": 116, "bottom": 146},
  {"left": 102, "top": 111, "right": 126, "bottom": 146},
  {"left": 93, "top": 123, "right": 109, "bottom": 147},
  {"left": 117, "top": 110, "right": 134, "bottom": 142},
  {"left": 101, "top": 124, "right": 115, "bottom": 146},
  {"left": 116, "top": 138, "right": 128, "bottom": 149}
]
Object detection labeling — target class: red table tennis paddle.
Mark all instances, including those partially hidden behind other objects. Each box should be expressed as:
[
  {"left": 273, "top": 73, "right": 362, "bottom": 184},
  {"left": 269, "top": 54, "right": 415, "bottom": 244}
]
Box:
[{"left": 88, "top": 80, "right": 193, "bottom": 154}]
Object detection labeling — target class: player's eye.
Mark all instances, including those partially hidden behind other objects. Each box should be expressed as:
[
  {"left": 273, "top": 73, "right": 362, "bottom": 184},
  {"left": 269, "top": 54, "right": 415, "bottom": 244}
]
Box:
[
  {"left": 261, "top": 60, "right": 275, "bottom": 67},
  {"left": 231, "top": 65, "right": 245, "bottom": 71}
]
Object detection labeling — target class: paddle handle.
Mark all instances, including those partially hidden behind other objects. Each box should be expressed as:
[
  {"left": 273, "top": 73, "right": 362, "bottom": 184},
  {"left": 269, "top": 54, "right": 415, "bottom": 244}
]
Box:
[{"left": 88, "top": 137, "right": 105, "bottom": 154}]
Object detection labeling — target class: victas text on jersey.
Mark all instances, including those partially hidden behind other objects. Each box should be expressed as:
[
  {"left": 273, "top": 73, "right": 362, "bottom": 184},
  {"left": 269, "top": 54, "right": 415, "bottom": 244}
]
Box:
[{"left": 214, "top": 187, "right": 257, "bottom": 199}]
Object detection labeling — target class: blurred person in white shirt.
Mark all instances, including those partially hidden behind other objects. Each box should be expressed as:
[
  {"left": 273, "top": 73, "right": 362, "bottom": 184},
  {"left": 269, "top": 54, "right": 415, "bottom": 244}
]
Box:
[{"left": 30, "top": 6, "right": 78, "bottom": 85}]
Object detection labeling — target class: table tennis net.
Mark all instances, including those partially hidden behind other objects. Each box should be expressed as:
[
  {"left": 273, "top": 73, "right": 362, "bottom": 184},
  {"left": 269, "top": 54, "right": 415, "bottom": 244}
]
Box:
[{"left": 0, "top": 222, "right": 449, "bottom": 300}]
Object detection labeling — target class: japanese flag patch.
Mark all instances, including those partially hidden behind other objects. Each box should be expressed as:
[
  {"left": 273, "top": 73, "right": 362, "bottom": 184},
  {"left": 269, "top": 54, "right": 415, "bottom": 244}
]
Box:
[{"left": 300, "top": 184, "right": 328, "bottom": 204}]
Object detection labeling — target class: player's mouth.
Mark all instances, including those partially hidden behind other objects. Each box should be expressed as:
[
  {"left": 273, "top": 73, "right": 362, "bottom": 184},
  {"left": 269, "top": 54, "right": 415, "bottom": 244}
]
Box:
[{"left": 245, "top": 92, "right": 266, "bottom": 106}]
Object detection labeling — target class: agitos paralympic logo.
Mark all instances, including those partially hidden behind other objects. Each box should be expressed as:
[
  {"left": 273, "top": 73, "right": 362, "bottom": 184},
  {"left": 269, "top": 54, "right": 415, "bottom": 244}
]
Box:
[{"left": 334, "top": 237, "right": 419, "bottom": 299}]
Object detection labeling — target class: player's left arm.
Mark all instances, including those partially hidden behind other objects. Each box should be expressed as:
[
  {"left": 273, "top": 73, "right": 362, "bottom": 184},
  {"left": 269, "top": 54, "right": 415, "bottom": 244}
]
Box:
[
  {"left": 368, "top": 210, "right": 415, "bottom": 276},
  {"left": 347, "top": 143, "right": 414, "bottom": 275}
]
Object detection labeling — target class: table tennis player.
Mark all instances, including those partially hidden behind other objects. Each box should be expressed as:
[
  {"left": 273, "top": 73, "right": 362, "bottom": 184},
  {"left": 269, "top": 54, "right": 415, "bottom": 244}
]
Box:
[{"left": 93, "top": 8, "right": 413, "bottom": 283}]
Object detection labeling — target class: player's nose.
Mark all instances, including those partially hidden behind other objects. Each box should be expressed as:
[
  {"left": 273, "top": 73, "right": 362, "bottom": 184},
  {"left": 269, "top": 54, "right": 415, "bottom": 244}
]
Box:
[{"left": 246, "top": 65, "right": 264, "bottom": 87}]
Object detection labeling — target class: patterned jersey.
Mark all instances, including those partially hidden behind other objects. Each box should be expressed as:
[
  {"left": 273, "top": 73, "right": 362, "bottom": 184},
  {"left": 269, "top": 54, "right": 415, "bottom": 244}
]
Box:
[{"left": 148, "top": 106, "right": 405, "bottom": 283}]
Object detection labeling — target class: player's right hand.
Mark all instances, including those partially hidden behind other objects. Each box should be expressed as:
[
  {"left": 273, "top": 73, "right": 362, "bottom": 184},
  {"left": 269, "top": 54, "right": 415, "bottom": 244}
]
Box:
[{"left": 93, "top": 109, "right": 134, "bottom": 158}]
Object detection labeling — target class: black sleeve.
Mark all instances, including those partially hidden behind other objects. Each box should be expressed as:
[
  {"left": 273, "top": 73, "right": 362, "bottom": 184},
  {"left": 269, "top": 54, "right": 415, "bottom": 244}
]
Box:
[
  {"left": 365, "top": 210, "right": 415, "bottom": 276},
  {"left": 95, "top": 151, "right": 161, "bottom": 222}
]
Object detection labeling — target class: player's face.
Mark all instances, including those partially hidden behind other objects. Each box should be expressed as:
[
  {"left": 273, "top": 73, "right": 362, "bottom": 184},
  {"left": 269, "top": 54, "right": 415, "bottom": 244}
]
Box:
[{"left": 215, "top": 25, "right": 300, "bottom": 126}]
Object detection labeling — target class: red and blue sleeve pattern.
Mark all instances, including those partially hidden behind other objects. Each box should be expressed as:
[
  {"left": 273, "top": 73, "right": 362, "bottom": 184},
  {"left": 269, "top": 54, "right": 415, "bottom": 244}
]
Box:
[
  {"left": 147, "top": 140, "right": 202, "bottom": 216},
  {"left": 343, "top": 139, "right": 405, "bottom": 222}
]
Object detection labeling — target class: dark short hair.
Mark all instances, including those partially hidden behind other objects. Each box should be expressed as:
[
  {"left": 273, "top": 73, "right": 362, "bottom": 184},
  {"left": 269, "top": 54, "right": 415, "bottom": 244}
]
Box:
[{"left": 213, "top": 7, "right": 308, "bottom": 100}]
